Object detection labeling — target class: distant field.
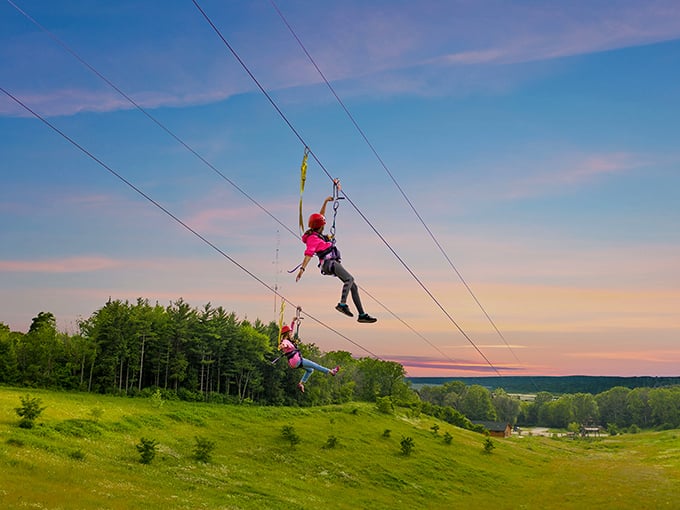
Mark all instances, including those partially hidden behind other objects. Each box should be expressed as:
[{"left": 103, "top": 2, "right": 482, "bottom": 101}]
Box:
[{"left": 1, "top": 386, "right": 679, "bottom": 509}]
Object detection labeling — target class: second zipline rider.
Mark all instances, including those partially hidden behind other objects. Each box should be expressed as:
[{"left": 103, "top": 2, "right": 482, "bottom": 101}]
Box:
[{"left": 295, "top": 195, "right": 377, "bottom": 323}]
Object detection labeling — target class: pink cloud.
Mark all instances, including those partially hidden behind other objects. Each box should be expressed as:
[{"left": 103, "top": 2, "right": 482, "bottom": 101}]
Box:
[
  {"left": 430, "top": 49, "right": 507, "bottom": 66},
  {"left": 504, "top": 151, "right": 640, "bottom": 200},
  {"left": 555, "top": 152, "right": 640, "bottom": 185},
  {"left": 429, "top": 2, "right": 680, "bottom": 69},
  {"left": 0, "top": 86, "right": 247, "bottom": 119},
  {"left": 566, "top": 350, "right": 680, "bottom": 363},
  {"left": 390, "top": 355, "right": 524, "bottom": 372},
  {"left": 184, "top": 206, "right": 256, "bottom": 235},
  {"left": 0, "top": 256, "right": 122, "bottom": 273}
]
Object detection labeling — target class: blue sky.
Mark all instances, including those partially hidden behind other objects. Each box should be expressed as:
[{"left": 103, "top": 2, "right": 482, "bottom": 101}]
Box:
[{"left": 1, "top": 0, "right": 679, "bottom": 377}]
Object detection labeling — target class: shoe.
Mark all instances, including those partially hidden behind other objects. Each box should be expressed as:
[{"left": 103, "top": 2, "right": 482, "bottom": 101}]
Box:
[
  {"left": 330, "top": 366, "right": 340, "bottom": 376},
  {"left": 335, "top": 303, "right": 353, "bottom": 317},
  {"left": 357, "top": 313, "right": 377, "bottom": 323},
  {"left": 297, "top": 382, "right": 305, "bottom": 393}
]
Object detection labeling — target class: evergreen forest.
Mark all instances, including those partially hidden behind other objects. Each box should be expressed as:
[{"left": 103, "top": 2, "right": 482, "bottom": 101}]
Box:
[{"left": 2, "top": 297, "right": 679, "bottom": 433}]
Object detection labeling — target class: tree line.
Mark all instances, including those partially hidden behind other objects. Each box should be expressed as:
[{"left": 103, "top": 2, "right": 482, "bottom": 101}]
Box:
[
  {"left": 2, "top": 299, "right": 679, "bottom": 432},
  {"left": 418, "top": 380, "right": 680, "bottom": 432},
  {"left": 0, "top": 298, "right": 413, "bottom": 406}
]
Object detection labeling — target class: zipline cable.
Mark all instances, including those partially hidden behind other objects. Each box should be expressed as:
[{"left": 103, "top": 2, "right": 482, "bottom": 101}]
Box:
[
  {"left": 0, "top": 85, "right": 380, "bottom": 360},
  {"left": 3, "top": 0, "right": 293, "bottom": 238},
  {"left": 5, "top": 0, "right": 462, "bottom": 370},
  {"left": 269, "top": 0, "right": 526, "bottom": 374},
  {"left": 191, "top": 0, "right": 503, "bottom": 377}
]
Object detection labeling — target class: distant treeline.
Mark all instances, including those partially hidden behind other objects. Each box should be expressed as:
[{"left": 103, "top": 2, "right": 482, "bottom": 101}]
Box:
[
  {"left": 0, "top": 298, "right": 413, "bottom": 407},
  {"left": 408, "top": 376, "right": 680, "bottom": 395},
  {"left": 415, "top": 379, "right": 680, "bottom": 431}
]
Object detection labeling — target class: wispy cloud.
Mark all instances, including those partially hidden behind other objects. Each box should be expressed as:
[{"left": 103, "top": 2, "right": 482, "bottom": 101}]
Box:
[
  {"left": 503, "top": 151, "right": 643, "bottom": 200},
  {"left": 566, "top": 349, "right": 680, "bottom": 363},
  {"left": 426, "top": 2, "right": 680, "bottom": 68},
  {"left": 422, "top": 150, "right": 646, "bottom": 205},
  {"left": 5, "top": 1, "right": 680, "bottom": 117},
  {"left": 0, "top": 86, "right": 240, "bottom": 118},
  {"left": 0, "top": 256, "right": 121, "bottom": 273},
  {"left": 390, "top": 354, "right": 526, "bottom": 374}
]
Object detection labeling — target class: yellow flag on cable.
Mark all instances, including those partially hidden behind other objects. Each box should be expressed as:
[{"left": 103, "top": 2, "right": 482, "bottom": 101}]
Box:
[
  {"left": 298, "top": 147, "right": 309, "bottom": 234},
  {"left": 277, "top": 300, "right": 286, "bottom": 348}
]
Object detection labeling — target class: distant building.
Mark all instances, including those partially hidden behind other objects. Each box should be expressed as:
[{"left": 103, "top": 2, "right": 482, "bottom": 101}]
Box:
[
  {"left": 472, "top": 421, "right": 512, "bottom": 438},
  {"left": 580, "top": 426, "right": 604, "bottom": 437}
]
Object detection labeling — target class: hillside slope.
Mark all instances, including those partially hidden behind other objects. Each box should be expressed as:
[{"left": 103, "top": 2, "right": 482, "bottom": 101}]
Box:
[{"left": 1, "top": 387, "right": 679, "bottom": 509}]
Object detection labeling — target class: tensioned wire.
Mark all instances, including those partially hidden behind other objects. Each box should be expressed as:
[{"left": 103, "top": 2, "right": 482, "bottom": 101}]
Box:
[
  {"left": 5, "top": 0, "right": 505, "bottom": 376},
  {"left": 268, "top": 0, "right": 527, "bottom": 373},
  {"left": 190, "top": 0, "right": 502, "bottom": 376},
  {"left": 0, "top": 85, "right": 380, "bottom": 360},
  {"left": 5, "top": 0, "right": 477, "bottom": 371}
]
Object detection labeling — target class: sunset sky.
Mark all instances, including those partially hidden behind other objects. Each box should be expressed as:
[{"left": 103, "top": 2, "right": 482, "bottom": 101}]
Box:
[{"left": 1, "top": 0, "right": 679, "bottom": 377}]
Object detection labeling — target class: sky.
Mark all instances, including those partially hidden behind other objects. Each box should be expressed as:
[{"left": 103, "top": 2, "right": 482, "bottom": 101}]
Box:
[{"left": 1, "top": 0, "right": 679, "bottom": 378}]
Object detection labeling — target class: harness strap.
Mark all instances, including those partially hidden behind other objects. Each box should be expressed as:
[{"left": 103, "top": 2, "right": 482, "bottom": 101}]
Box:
[{"left": 284, "top": 350, "right": 299, "bottom": 360}]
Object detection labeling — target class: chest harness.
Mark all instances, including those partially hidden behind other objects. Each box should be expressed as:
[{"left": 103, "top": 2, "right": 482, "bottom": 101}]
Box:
[{"left": 312, "top": 232, "right": 341, "bottom": 275}]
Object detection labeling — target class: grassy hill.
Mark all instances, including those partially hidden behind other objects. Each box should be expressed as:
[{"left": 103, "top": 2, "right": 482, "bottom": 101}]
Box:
[{"left": 1, "top": 387, "right": 679, "bottom": 509}]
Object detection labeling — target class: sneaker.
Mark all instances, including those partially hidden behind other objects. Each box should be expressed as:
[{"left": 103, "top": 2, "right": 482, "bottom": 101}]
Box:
[
  {"left": 297, "top": 382, "right": 305, "bottom": 393},
  {"left": 357, "top": 313, "right": 377, "bottom": 323},
  {"left": 330, "top": 365, "right": 340, "bottom": 376},
  {"left": 335, "top": 303, "right": 353, "bottom": 317}
]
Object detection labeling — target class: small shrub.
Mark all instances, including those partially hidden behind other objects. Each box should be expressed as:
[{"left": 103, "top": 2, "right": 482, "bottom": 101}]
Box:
[
  {"left": 483, "top": 437, "right": 495, "bottom": 453},
  {"left": 431, "top": 424, "right": 440, "bottom": 435},
  {"left": 281, "top": 425, "right": 301, "bottom": 447},
  {"left": 136, "top": 437, "right": 158, "bottom": 464},
  {"left": 193, "top": 436, "right": 216, "bottom": 463},
  {"left": 89, "top": 407, "right": 104, "bottom": 421},
  {"left": 382, "top": 429, "right": 391, "bottom": 438},
  {"left": 6, "top": 438, "right": 24, "bottom": 447},
  {"left": 443, "top": 432, "right": 453, "bottom": 445},
  {"left": 351, "top": 408, "right": 359, "bottom": 415},
  {"left": 15, "top": 395, "right": 46, "bottom": 429},
  {"left": 69, "top": 449, "right": 86, "bottom": 461},
  {"left": 375, "top": 396, "right": 394, "bottom": 415},
  {"left": 607, "top": 423, "right": 619, "bottom": 436},
  {"left": 323, "top": 435, "right": 338, "bottom": 449},
  {"left": 400, "top": 436, "right": 415, "bottom": 456},
  {"left": 150, "top": 389, "right": 164, "bottom": 409},
  {"left": 628, "top": 424, "right": 641, "bottom": 434}
]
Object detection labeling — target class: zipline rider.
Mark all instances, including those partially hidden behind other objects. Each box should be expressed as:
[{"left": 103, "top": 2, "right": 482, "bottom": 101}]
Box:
[{"left": 295, "top": 195, "right": 377, "bottom": 323}]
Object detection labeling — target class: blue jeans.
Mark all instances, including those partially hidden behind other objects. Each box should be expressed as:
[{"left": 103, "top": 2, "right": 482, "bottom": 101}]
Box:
[{"left": 298, "top": 358, "right": 330, "bottom": 383}]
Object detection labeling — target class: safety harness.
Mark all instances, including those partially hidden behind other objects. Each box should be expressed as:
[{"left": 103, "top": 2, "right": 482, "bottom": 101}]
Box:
[{"left": 310, "top": 231, "right": 341, "bottom": 275}]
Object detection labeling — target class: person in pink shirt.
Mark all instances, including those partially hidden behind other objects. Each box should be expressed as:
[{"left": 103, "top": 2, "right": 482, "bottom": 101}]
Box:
[
  {"left": 279, "top": 320, "right": 339, "bottom": 393},
  {"left": 295, "top": 196, "right": 377, "bottom": 323}
]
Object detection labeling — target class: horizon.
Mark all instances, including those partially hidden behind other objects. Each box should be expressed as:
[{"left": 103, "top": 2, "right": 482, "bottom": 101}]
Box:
[{"left": 1, "top": 1, "right": 679, "bottom": 378}]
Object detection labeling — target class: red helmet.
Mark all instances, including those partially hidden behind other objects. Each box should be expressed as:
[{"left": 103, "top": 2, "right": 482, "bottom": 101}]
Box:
[
  {"left": 281, "top": 325, "right": 292, "bottom": 335},
  {"left": 308, "top": 213, "right": 326, "bottom": 229}
]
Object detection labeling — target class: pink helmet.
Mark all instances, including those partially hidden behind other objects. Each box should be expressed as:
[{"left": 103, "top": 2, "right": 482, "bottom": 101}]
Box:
[{"left": 308, "top": 213, "right": 326, "bottom": 230}]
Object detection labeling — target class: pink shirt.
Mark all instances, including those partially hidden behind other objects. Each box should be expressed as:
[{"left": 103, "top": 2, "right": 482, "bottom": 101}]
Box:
[
  {"left": 302, "top": 231, "right": 332, "bottom": 257},
  {"left": 280, "top": 339, "right": 302, "bottom": 369}
]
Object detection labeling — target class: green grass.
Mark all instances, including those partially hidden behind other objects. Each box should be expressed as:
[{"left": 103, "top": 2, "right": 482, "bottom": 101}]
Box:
[{"left": 1, "top": 387, "right": 679, "bottom": 509}]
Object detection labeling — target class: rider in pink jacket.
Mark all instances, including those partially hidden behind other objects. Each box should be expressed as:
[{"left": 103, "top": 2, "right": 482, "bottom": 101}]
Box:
[
  {"left": 295, "top": 196, "right": 377, "bottom": 324},
  {"left": 279, "top": 319, "right": 339, "bottom": 393}
]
